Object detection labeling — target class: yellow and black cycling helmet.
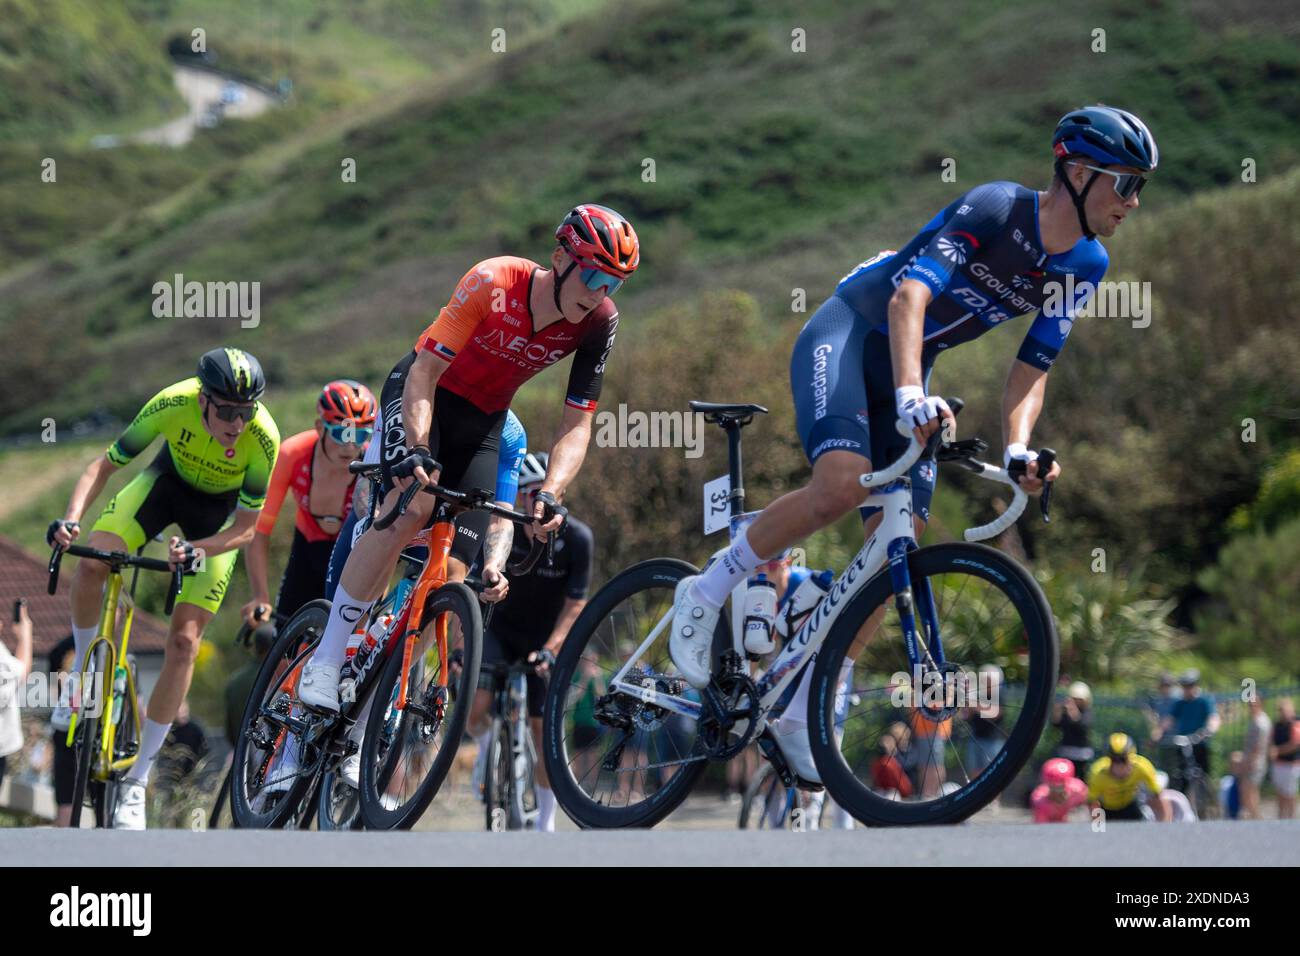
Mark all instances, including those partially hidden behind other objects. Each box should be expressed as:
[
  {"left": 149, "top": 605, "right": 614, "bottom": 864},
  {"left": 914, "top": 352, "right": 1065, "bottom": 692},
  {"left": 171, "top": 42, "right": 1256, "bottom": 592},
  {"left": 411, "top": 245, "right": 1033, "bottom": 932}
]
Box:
[{"left": 1106, "top": 733, "right": 1136, "bottom": 762}]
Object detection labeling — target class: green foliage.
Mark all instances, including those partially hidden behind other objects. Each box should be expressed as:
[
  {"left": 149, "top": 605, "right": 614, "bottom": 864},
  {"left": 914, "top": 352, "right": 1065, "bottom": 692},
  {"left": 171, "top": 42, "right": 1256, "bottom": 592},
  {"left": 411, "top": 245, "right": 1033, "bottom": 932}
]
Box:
[
  {"left": 1196, "top": 517, "right": 1300, "bottom": 675},
  {"left": 1034, "top": 562, "right": 1186, "bottom": 688},
  {"left": 1228, "top": 449, "right": 1300, "bottom": 535}
]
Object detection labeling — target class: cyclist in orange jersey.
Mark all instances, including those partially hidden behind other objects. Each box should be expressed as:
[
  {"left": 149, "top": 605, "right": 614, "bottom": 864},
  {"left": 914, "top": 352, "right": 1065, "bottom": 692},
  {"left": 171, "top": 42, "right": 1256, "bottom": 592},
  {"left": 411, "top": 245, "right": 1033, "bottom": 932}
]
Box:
[{"left": 297, "top": 205, "right": 639, "bottom": 714}]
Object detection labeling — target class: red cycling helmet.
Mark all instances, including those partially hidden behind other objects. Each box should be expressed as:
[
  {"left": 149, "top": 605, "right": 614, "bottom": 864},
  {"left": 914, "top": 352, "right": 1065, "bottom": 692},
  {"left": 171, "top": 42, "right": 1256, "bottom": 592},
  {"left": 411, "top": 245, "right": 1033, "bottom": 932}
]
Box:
[
  {"left": 555, "top": 204, "right": 640, "bottom": 279},
  {"left": 1041, "top": 758, "right": 1075, "bottom": 786},
  {"left": 317, "top": 379, "right": 377, "bottom": 427}
]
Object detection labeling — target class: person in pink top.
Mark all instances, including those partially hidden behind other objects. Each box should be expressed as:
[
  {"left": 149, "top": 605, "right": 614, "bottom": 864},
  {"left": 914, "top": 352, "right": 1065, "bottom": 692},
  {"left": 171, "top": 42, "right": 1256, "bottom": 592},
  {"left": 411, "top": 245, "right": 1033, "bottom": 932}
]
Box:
[{"left": 1032, "top": 757, "right": 1089, "bottom": 823}]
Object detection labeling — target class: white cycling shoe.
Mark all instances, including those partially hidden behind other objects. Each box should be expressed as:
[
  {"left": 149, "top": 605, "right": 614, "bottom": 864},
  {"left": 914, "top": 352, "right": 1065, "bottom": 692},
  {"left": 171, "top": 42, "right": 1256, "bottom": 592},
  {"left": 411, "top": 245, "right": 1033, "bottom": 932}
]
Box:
[
  {"left": 668, "top": 576, "right": 718, "bottom": 689},
  {"left": 773, "top": 717, "right": 822, "bottom": 785},
  {"left": 112, "top": 781, "right": 147, "bottom": 830},
  {"left": 298, "top": 660, "right": 342, "bottom": 713},
  {"left": 338, "top": 753, "right": 361, "bottom": 790}
]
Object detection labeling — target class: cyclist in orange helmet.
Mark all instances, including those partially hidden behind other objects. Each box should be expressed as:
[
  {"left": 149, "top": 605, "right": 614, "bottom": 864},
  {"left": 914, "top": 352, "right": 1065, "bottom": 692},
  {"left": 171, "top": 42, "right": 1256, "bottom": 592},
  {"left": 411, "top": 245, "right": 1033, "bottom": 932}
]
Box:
[
  {"left": 298, "top": 205, "right": 639, "bottom": 726},
  {"left": 243, "top": 379, "right": 378, "bottom": 627}
]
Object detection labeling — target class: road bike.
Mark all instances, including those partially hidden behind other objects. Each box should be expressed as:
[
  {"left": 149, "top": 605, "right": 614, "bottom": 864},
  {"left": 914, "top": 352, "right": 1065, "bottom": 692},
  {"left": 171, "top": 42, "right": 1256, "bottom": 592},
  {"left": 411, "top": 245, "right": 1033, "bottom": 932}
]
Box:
[
  {"left": 230, "top": 461, "right": 545, "bottom": 830},
  {"left": 482, "top": 654, "right": 551, "bottom": 831},
  {"left": 47, "top": 541, "right": 183, "bottom": 828},
  {"left": 543, "top": 398, "right": 1059, "bottom": 827}
]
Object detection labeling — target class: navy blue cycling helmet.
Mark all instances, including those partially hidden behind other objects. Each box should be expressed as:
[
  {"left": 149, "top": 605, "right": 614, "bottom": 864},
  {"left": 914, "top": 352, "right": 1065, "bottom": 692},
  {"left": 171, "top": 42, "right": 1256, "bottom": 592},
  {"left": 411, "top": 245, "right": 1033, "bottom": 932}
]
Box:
[
  {"left": 1052, "top": 105, "right": 1157, "bottom": 239},
  {"left": 1053, "top": 105, "right": 1159, "bottom": 171}
]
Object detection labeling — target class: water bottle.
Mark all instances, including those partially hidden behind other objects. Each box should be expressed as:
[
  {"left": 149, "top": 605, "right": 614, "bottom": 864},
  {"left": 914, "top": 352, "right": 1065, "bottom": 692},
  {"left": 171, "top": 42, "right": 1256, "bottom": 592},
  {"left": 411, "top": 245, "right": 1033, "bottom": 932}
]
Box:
[
  {"left": 775, "top": 569, "right": 833, "bottom": 639},
  {"left": 743, "top": 573, "right": 778, "bottom": 655},
  {"left": 346, "top": 615, "right": 391, "bottom": 680},
  {"left": 111, "top": 666, "right": 127, "bottom": 725}
]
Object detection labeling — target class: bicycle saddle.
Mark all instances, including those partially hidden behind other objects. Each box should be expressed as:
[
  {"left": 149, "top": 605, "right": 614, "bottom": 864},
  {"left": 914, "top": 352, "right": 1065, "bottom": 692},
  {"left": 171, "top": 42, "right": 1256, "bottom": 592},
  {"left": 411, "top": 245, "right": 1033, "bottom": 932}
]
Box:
[{"left": 689, "top": 400, "right": 768, "bottom": 425}]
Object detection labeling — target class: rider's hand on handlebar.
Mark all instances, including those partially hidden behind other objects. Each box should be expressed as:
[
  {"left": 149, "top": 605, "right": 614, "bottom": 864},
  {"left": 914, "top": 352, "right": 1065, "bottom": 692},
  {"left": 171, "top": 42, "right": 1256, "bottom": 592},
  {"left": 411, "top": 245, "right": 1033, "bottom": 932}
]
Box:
[
  {"left": 167, "top": 536, "right": 201, "bottom": 573},
  {"left": 896, "top": 386, "right": 955, "bottom": 446},
  {"left": 240, "top": 600, "right": 272, "bottom": 629},
  {"left": 390, "top": 445, "right": 439, "bottom": 489},
  {"left": 1005, "top": 444, "right": 1061, "bottom": 494},
  {"left": 480, "top": 566, "right": 510, "bottom": 603},
  {"left": 48, "top": 519, "right": 80, "bottom": 549},
  {"left": 532, "top": 489, "right": 567, "bottom": 535},
  {"left": 528, "top": 647, "right": 557, "bottom": 678}
]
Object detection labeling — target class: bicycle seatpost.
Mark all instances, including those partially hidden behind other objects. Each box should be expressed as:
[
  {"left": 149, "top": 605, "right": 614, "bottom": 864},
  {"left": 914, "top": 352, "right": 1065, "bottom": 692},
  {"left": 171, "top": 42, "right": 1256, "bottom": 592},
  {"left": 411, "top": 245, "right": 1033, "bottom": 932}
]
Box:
[{"left": 725, "top": 422, "right": 746, "bottom": 518}]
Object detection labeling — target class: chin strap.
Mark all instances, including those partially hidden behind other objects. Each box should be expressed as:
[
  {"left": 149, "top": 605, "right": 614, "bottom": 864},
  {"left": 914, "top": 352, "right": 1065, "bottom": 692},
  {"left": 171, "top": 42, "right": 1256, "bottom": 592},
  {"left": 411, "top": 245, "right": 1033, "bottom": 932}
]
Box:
[
  {"left": 1055, "top": 158, "right": 1100, "bottom": 241},
  {"left": 553, "top": 261, "right": 577, "bottom": 315}
]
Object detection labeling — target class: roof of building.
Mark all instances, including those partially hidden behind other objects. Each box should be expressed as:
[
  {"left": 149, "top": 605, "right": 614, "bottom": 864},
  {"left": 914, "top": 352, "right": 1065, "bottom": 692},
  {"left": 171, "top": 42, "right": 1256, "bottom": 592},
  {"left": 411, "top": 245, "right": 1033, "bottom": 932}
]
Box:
[{"left": 0, "top": 534, "right": 168, "bottom": 667}]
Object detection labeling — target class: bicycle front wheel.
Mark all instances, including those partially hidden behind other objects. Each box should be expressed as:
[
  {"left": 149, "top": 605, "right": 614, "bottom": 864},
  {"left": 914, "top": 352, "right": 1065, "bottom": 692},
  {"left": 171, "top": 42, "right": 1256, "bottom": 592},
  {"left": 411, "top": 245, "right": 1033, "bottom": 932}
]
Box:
[
  {"left": 358, "top": 581, "right": 481, "bottom": 830},
  {"left": 809, "top": 542, "right": 1057, "bottom": 826},
  {"left": 230, "top": 600, "right": 330, "bottom": 829},
  {"left": 542, "top": 558, "right": 727, "bottom": 829},
  {"left": 69, "top": 644, "right": 108, "bottom": 829}
]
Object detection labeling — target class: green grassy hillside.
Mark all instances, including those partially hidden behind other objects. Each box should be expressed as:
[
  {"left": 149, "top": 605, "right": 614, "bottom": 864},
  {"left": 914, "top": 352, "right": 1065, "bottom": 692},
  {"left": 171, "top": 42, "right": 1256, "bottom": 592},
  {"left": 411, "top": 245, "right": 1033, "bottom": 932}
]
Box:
[{"left": 0, "top": 0, "right": 181, "bottom": 140}]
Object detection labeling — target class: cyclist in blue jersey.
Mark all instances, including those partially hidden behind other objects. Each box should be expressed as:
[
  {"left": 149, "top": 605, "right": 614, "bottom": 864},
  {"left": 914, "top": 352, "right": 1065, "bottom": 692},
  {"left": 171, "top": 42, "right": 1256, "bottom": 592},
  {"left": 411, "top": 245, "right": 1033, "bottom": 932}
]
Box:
[{"left": 670, "top": 106, "right": 1159, "bottom": 780}]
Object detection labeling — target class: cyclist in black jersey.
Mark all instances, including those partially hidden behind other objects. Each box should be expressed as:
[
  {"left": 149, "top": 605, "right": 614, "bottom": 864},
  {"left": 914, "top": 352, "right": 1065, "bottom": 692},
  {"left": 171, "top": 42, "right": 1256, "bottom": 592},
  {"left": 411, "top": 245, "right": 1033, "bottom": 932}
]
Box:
[{"left": 468, "top": 453, "right": 594, "bottom": 832}]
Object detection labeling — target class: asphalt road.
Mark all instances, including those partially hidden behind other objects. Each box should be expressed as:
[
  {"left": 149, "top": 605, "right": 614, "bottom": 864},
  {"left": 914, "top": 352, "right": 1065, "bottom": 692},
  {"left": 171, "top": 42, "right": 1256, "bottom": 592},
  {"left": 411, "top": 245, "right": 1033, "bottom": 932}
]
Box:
[{"left": 5, "top": 821, "right": 1296, "bottom": 867}]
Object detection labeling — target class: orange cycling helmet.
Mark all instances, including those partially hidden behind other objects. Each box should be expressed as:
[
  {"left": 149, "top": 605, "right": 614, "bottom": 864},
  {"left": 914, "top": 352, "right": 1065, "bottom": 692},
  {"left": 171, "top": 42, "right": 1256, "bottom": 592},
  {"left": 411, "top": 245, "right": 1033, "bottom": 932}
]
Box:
[
  {"left": 318, "top": 379, "right": 377, "bottom": 427},
  {"left": 555, "top": 204, "right": 640, "bottom": 279}
]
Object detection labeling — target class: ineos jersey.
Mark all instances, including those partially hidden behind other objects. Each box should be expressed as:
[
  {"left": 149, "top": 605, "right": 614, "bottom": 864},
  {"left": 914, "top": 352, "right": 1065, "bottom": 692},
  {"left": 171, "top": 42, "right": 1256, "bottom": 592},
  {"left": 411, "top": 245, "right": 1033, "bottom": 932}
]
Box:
[
  {"left": 489, "top": 517, "right": 593, "bottom": 640},
  {"left": 834, "top": 182, "right": 1108, "bottom": 370},
  {"left": 413, "top": 256, "right": 618, "bottom": 414}
]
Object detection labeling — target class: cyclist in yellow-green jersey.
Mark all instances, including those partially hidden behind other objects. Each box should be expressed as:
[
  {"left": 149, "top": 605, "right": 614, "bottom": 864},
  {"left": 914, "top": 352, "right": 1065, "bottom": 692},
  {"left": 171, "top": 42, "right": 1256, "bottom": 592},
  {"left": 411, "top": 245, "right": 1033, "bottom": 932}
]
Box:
[{"left": 48, "top": 347, "right": 280, "bottom": 829}]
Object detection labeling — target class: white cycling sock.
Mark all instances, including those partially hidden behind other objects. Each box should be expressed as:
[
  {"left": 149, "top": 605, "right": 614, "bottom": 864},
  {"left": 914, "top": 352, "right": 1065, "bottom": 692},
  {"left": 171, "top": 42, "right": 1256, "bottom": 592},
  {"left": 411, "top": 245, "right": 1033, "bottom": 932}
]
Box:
[
  {"left": 536, "top": 785, "right": 557, "bottom": 832},
  {"left": 71, "top": 623, "right": 98, "bottom": 677},
  {"left": 694, "top": 527, "right": 765, "bottom": 608},
  {"left": 127, "top": 718, "right": 172, "bottom": 785},
  {"left": 312, "top": 583, "right": 374, "bottom": 669}
]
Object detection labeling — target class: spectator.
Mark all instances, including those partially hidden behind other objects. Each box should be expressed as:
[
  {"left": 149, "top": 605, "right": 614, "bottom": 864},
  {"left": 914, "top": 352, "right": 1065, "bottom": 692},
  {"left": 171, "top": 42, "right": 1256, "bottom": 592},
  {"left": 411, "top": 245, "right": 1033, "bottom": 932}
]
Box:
[
  {"left": 1269, "top": 698, "right": 1300, "bottom": 820},
  {"left": 871, "top": 733, "right": 913, "bottom": 798},
  {"left": 1031, "top": 757, "right": 1088, "bottom": 823},
  {"left": 1143, "top": 672, "right": 1176, "bottom": 743},
  {"left": 1157, "top": 669, "right": 1219, "bottom": 793},
  {"left": 1218, "top": 752, "right": 1244, "bottom": 820},
  {"left": 1241, "top": 695, "right": 1272, "bottom": 819},
  {"left": 964, "top": 664, "right": 1005, "bottom": 776},
  {"left": 1052, "top": 681, "right": 1094, "bottom": 779},
  {"left": 46, "top": 635, "right": 78, "bottom": 827},
  {"left": 0, "top": 603, "right": 34, "bottom": 790}
]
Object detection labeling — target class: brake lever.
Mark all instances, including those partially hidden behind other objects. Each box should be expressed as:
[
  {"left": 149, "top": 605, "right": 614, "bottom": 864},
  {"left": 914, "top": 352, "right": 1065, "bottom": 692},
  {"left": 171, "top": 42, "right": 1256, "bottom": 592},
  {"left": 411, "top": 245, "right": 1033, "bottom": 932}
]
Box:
[{"left": 1037, "top": 448, "right": 1057, "bottom": 522}]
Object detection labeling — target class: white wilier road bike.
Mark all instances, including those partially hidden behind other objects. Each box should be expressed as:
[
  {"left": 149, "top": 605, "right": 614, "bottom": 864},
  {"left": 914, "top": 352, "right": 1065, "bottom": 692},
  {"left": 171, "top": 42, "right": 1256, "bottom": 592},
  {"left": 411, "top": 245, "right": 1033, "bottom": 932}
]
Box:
[{"left": 542, "top": 399, "right": 1059, "bottom": 827}]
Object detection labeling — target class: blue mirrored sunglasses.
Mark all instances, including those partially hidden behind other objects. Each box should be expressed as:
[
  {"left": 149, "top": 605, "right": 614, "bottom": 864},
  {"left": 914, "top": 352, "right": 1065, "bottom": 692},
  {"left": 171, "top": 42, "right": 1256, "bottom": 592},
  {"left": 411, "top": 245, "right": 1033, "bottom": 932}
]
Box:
[
  {"left": 324, "top": 422, "right": 374, "bottom": 445},
  {"left": 579, "top": 267, "right": 624, "bottom": 295}
]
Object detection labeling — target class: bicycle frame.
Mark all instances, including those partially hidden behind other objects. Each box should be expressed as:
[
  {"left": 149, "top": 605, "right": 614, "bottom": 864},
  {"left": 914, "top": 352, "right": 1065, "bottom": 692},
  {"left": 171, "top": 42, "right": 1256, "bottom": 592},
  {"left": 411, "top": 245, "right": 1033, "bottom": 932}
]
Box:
[
  {"left": 68, "top": 569, "right": 143, "bottom": 779},
  {"left": 605, "top": 426, "right": 1030, "bottom": 735},
  {"left": 607, "top": 479, "right": 920, "bottom": 726},
  {"left": 345, "top": 511, "right": 457, "bottom": 713}
]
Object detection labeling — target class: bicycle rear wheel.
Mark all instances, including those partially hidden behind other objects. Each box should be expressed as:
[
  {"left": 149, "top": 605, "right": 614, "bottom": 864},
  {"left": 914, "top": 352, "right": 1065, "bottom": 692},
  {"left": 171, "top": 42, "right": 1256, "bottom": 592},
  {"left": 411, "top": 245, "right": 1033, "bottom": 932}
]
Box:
[
  {"left": 809, "top": 543, "right": 1057, "bottom": 826},
  {"left": 358, "top": 582, "right": 480, "bottom": 830},
  {"left": 542, "top": 558, "right": 728, "bottom": 829},
  {"left": 230, "top": 600, "right": 331, "bottom": 829}
]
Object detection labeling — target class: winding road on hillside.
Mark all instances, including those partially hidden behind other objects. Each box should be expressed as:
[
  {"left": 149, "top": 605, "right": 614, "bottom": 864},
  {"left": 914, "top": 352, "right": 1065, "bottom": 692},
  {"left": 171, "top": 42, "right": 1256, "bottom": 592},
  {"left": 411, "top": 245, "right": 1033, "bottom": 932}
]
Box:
[{"left": 96, "top": 63, "right": 277, "bottom": 148}]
